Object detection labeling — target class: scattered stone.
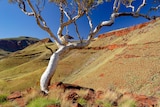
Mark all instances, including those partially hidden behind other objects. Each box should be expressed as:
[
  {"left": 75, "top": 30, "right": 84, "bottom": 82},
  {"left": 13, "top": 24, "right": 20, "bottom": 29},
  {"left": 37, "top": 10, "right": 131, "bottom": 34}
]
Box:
[
  {"left": 66, "top": 91, "right": 79, "bottom": 103},
  {"left": 6, "top": 83, "right": 159, "bottom": 107},
  {"left": 56, "top": 82, "right": 95, "bottom": 92},
  {"left": 124, "top": 92, "right": 158, "bottom": 107},
  {"left": 96, "top": 90, "right": 104, "bottom": 99},
  {"left": 15, "top": 98, "right": 25, "bottom": 107},
  {"left": 83, "top": 90, "right": 95, "bottom": 101},
  {"left": 7, "top": 91, "right": 22, "bottom": 101}
]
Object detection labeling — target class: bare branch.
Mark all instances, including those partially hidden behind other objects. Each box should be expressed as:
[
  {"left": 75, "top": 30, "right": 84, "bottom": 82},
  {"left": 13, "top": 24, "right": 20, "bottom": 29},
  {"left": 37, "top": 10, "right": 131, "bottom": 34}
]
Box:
[
  {"left": 77, "top": 0, "right": 83, "bottom": 15},
  {"left": 17, "top": 0, "right": 34, "bottom": 16},
  {"left": 59, "top": 3, "right": 64, "bottom": 24},
  {"left": 63, "top": 12, "right": 85, "bottom": 27},
  {"left": 149, "top": 5, "right": 160, "bottom": 13},
  {"left": 85, "top": 0, "right": 156, "bottom": 44},
  {"left": 73, "top": 21, "right": 82, "bottom": 42},
  {"left": 118, "top": 12, "right": 153, "bottom": 20},
  {"left": 58, "top": 2, "right": 83, "bottom": 42},
  {"left": 57, "top": 11, "right": 85, "bottom": 45},
  {"left": 87, "top": 12, "right": 118, "bottom": 41},
  {"left": 45, "top": 43, "right": 53, "bottom": 54},
  {"left": 66, "top": 26, "right": 69, "bottom": 35},
  {"left": 151, "top": 5, "right": 160, "bottom": 11},
  {"left": 63, "top": 10, "right": 71, "bottom": 20},
  {"left": 113, "top": 0, "right": 119, "bottom": 12},
  {"left": 121, "top": 0, "right": 135, "bottom": 12},
  {"left": 57, "top": 0, "right": 87, "bottom": 44},
  {"left": 87, "top": 10, "right": 156, "bottom": 43},
  {"left": 35, "top": 0, "right": 45, "bottom": 14},
  {"left": 126, "top": 5, "right": 134, "bottom": 12},
  {"left": 26, "top": 0, "right": 62, "bottom": 47},
  {"left": 136, "top": 0, "right": 146, "bottom": 13},
  {"left": 86, "top": 12, "right": 93, "bottom": 32},
  {"left": 57, "top": 12, "right": 85, "bottom": 45},
  {"left": 117, "top": 0, "right": 121, "bottom": 12},
  {"left": 147, "top": 4, "right": 160, "bottom": 17}
]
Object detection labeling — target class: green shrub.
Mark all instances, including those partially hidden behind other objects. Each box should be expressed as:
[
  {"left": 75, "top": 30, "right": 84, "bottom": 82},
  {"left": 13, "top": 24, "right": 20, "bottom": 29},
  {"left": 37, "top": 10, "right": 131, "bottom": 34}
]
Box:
[
  {"left": 27, "top": 97, "right": 60, "bottom": 107},
  {"left": 119, "top": 99, "right": 136, "bottom": 107},
  {"left": 103, "top": 101, "right": 112, "bottom": 107},
  {"left": 0, "top": 94, "right": 7, "bottom": 103},
  {"left": 96, "top": 100, "right": 112, "bottom": 107},
  {"left": 76, "top": 97, "right": 87, "bottom": 106}
]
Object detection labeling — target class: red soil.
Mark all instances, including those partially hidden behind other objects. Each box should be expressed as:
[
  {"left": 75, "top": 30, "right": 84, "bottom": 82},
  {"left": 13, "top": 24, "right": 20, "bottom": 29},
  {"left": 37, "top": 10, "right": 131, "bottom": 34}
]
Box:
[
  {"left": 98, "top": 20, "right": 156, "bottom": 39},
  {"left": 6, "top": 82, "right": 159, "bottom": 107}
]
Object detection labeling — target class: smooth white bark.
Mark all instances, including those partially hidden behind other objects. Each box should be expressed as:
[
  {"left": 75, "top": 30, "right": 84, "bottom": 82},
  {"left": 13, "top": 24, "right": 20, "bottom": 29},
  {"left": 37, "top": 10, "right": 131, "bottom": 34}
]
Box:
[
  {"left": 40, "top": 41, "right": 91, "bottom": 93},
  {"left": 136, "top": 0, "right": 146, "bottom": 13},
  {"left": 40, "top": 46, "right": 66, "bottom": 93}
]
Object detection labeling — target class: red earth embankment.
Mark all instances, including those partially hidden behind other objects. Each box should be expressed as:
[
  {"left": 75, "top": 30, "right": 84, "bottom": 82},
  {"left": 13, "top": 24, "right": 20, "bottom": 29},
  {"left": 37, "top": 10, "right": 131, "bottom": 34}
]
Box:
[
  {"left": 7, "top": 82, "right": 159, "bottom": 107},
  {"left": 98, "top": 19, "right": 156, "bottom": 38}
]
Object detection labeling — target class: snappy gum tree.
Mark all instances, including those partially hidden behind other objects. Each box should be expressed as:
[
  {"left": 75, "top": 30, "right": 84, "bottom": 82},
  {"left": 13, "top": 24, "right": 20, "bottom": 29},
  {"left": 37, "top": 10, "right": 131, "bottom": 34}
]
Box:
[{"left": 9, "top": 0, "right": 160, "bottom": 94}]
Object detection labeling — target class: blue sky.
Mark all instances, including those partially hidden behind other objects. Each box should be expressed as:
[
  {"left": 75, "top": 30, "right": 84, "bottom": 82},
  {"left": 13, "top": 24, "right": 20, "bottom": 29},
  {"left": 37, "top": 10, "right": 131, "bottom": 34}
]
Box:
[{"left": 0, "top": 0, "right": 159, "bottom": 40}]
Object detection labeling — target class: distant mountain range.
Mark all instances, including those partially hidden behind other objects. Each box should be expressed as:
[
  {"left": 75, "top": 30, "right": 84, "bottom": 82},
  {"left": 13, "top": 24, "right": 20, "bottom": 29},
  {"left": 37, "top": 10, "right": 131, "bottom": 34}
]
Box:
[{"left": 0, "top": 36, "right": 39, "bottom": 52}]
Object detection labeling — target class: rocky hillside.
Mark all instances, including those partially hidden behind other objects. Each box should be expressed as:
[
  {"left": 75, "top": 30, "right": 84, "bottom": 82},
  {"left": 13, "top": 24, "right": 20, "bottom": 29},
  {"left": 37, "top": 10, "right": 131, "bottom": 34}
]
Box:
[
  {"left": 0, "top": 18, "right": 160, "bottom": 107},
  {"left": 0, "top": 36, "right": 39, "bottom": 52},
  {"left": 98, "top": 20, "right": 155, "bottom": 38}
]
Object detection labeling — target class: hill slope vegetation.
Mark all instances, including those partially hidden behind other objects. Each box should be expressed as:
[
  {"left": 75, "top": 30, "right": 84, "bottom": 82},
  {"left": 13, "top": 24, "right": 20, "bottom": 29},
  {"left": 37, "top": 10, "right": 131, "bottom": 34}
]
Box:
[{"left": 0, "top": 19, "right": 160, "bottom": 106}]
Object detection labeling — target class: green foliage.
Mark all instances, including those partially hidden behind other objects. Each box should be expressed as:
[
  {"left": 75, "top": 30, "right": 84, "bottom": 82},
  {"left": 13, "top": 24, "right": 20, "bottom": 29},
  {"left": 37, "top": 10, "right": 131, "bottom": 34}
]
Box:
[
  {"left": 0, "top": 94, "right": 7, "bottom": 103},
  {"left": 76, "top": 97, "right": 87, "bottom": 106},
  {"left": 119, "top": 99, "right": 136, "bottom": 107},
  {"left": 103, "top": 101, "right": 112, "bottom": 107},
  {"left": 96, "top": 100, "right": 112, "bottom": 107},
  {"left": 27, "top": 97, "right": 60, "bottom": 107}
]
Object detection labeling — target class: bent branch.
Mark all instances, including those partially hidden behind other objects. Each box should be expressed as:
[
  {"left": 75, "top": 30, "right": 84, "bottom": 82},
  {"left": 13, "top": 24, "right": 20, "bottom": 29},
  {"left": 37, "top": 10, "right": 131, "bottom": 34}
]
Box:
[
  {"left": 136, "top": 0, "right": 146, "bottom": 13},
  {"left": 87, "top": 11, "right": 155, "bottom": 43},
  {"left": 17, "top": 0, "right": 62, "bottom": 47}
]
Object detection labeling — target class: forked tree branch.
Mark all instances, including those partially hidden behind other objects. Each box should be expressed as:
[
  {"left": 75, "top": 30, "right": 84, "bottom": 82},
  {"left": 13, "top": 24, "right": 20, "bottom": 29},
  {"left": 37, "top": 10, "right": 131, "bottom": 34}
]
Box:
[
  {"left": 15, "top": 0, "right": 159, "bottom": 49},
  {"left": 59, "top": 0, "right": 159, "bottom": 49},
  {"left": 113, "top": 0, "right": 120, "bottom": 12},
  {"left": 19, "top": 0, "right": 62, "bottom": 47},
  {"left": 125, "top": 2, "right": 134, "bottom": 12},
  {"left": 86, "top": 11, "right": 156, "bottom": 44},
  {"left": 61, "top": 9, "right": 85, "bottom": 27},
  {"left": 65, "top": 6, "right": 83, "bottom": 42},
  {"left": 17, "top": 0, "right": 34, "bottom": 16},
  {"left": 57, "top": 1, "right": 86, "bottom": 44}
]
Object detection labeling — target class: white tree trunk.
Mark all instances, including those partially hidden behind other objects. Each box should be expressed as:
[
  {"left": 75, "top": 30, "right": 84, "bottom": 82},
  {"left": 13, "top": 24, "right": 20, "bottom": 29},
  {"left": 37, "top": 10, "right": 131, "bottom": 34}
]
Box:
[
  {"left": 40, "top": 41, "right": 89, "bottom": 94},
  {"left": 40, "top": 46, "right": 66, "bottom": 94}
]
